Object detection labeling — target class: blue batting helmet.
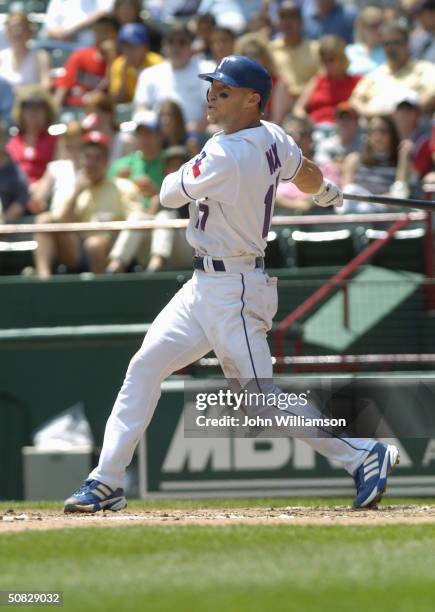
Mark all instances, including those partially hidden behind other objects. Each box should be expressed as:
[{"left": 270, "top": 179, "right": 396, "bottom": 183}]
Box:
[{"left": 198, "top": 55, "right": 272, "bottom": 112}]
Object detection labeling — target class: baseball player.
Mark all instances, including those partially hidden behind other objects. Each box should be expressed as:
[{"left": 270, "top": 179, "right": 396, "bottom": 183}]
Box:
[{"left": 64, "top": 56, "right": 399, "bottom": 513}]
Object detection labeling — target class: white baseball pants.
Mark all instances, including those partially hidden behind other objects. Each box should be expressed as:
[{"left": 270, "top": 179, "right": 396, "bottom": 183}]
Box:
[{"left": 89, "top": 268, "right": 374, "bottom": 488}]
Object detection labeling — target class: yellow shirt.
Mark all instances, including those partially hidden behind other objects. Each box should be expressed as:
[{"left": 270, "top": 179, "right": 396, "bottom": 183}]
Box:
[
  {"left": 109, "top": 51, "right": 164, "bottom": 101},
  {"left": 268, "top": 38, "right": 319, "bottom": 96},
  {"left": 350, "top": 59, "right": 435, "bottom": 113},
  {"left": 52, "top": 177, "right": 143, "bottom": 227}
]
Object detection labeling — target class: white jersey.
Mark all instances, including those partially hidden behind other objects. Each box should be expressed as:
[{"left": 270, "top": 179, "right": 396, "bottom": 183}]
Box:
[{"left": 160, "top": 120, "right": 303, "bottom": 257}]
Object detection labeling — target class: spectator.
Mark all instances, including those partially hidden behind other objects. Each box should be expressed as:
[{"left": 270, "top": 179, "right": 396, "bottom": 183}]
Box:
[
  {"left": 0, "top": 12, "right": 51, "bottom": 92},
  {"left": 29, "top": 121, "right": 84, "bottom": 214},
  {"left": 350, "top": 20, "right": 435, "bottom": 117},
  {"left": 6, "top": 88, "right": 57, "bottom": 185},
  {"left": 54, "top": 15, "right": 119, "bottom": 109},
  {"left": 392, "top": 91, "right": 433, "bottom": 180},
  {"left": 341, "top": 115, "right": 408, "bottom": 213},
  {"left": 108, "top": 145, "right": 193, "bottom": 273},
  {"left": 0, "top": 76, "right": 14, "bottom": 126},
  {"left": 113, "top": 0, "right": 142, "bottom": 24},
  {"left": 109, "top": 110, "right": 165, "bottom": 212},
  {"left": 81, "top": 91, "right": 125, "bottom": 164},
  {"left": 346, "top": 6, "right": 386, "bottom": 76},
  {"left": 314, "top": 102, "right": 362, "bottom": 180},
  {"left": 134, "top": 23, "right": 215, "bottom": 137},
  {"left": 210, "top": 27, "right": 236, "bottom": 63},
  {"left": 302, "top": 0, "right": 358, "bottom": 45},
  {"left": 234, "top": 33, "right": 288, "bottom": 122},
  {"left": 196, "top": 0, "right": 248, "bottom": 33},
  {"left": 113, "top": 0, "right": 163, "bottom": 53},
  {"left": 45, "top": 0, "right": 115, "bottom": 47},
  {"left": 246, "top": 11, "right": 274, "bottom": 40},
  {"left": 33, "top": 130, "right": 143, "bottom": 278},
  {"left": 293, "top": 35, "right": 361, "bottom": 126},
  {"left": 158, "top": 99, "right": 201, "bottom": 157},
  {"left": 268, "top": 2, "right": 320, "bottom": 102},
  {"left": 0, "top": 120, "right": 29, "bottom": 222},
  {"left": 146, "top": 147, "right": 193, "bottom": 272},
  {"left": 191, "top": 13, "right": 217, "bottom": 60},
  {"left": 275, "top": 115, "right": 317, "bottom": 211},
  {"left": 410, "top": 0, "right": 435, "bottom": 63},
  {"left": 109, "top": 23, "right": 163, "bottom": 104}
]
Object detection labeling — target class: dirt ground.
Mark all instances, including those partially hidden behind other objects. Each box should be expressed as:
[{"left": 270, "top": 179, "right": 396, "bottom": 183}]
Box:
[{"left": 1, "top": 504, "right": 435, "bottom": 532}]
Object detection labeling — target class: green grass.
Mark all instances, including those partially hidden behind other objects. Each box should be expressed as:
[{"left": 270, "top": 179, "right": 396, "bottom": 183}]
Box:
[
  {"left": 1, "top": 524, "right": 434, "bottom": 612},
  {"left": 2, "top": 496, "right": 435, "bottom": 513}
]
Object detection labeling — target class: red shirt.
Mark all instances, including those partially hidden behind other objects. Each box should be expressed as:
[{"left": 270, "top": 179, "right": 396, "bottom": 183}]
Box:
[
  {"left": 6, "top": 131, "right": 57, "bottom": 184},
  {"left": 57, "top": 47, "right": 107, "bottom": 107},
  {"left": 306, "top": 74, "right": 361, "bottom": 124}
]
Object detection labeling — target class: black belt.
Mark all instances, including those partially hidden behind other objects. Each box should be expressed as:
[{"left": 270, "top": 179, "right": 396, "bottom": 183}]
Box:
[{"left": 193, "top": 256, "right": 264, "bottom": 272}]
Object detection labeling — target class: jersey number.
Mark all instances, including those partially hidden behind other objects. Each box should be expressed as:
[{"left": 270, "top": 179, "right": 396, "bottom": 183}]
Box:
[
  {"left": 262, "top": 175, "right": 280, "bottom": 238},
  {"left": 195, "top": 202, "right": 209, "bottom": 231}
]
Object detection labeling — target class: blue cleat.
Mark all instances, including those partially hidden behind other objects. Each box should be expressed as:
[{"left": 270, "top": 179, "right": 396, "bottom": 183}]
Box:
[
  {"left": 353, "top": 442, "right": 400, "bottom": 509},
  {"left": 64, "top": 479, "right": 127, "bottom": 514}
]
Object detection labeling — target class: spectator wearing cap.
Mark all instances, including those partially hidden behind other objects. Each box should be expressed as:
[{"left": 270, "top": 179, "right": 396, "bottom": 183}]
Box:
[
  {"left": 0, "top": 120, "right": 29, "bottom": 222},
  {"left": 134, "top": 22, "right": 215, "bottom": 139},
  {"left": 109, "top": 23, "right": 163, "bottom": 104},
  {"left": 268, "top": 2, "right": 320, "bottom": 102},
  {"left": 346, "top": 6, "right": 386, "bottom": 76},
  {"left": 54, "top": 15, "right": 119, "bottom": 109},
  {"left": 314, "top": 102, "right": 361, "bottom": 182},
  {"left": 33, "top": 130, "right": 143, "bottom": 278},
  {"left": 109, "top": 110, "right": 165, "bottom": 212},
  {"left": 410, "top": 0, "right": 435, "bottom": 63},
  {"left": 0, "top": 12, "right": 52, "bottom": 93},
  {"left": 393, "top": 91, "right": 433, "bottom": 180},
  {"left": 6, "top": 88, "right": 58, "bottom": 185},
  {"left": 350, "top": 20, "right": 435, "bottom": 117},
  {"left": 302, "top": 0, "right": 358, "bottom": 46}
]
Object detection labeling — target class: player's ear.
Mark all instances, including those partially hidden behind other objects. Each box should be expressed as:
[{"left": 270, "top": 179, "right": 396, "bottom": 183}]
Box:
[{"left": 246, "top": 90, "right": 261, "bottom": 110}]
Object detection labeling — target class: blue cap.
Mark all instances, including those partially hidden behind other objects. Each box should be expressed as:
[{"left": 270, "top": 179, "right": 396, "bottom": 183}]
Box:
[
  {"left": 118, "top": 23, "right": 150, "bottom": 46},
  {"left": 199, "top": 55, "right": 272, "bottom": 111}
]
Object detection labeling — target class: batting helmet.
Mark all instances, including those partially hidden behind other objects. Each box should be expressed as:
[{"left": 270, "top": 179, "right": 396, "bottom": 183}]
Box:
[{"left": 198, "top": 55, "right": 272, "bottom": 112}]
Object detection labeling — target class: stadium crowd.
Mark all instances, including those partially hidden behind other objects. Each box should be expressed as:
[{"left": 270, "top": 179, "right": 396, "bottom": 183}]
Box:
[{"left": 0, "top": 0, "right": 434, "bottom": 277}]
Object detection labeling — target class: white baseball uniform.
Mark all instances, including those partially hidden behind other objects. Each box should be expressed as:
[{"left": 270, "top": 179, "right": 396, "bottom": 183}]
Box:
[{"left": 89, "top": 120, "right": 375, "bottom": 488}]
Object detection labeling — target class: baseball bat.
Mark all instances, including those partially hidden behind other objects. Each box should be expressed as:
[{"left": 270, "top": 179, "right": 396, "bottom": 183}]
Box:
[{"left": 342, "top": 192, "right": 435, "bottom": 212}]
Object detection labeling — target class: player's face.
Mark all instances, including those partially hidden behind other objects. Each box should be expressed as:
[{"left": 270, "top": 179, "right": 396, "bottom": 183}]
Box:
[{"left": 206, "top": 81, "right": 260, "bottom": 129}]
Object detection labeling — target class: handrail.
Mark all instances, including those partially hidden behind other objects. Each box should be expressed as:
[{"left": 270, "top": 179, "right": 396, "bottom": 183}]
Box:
[
  {"left": 0, "top": 211, "right": 426, "bottom": 235},
  {"left": 273, "top": 215, "right": 412, "bottom": 370}
]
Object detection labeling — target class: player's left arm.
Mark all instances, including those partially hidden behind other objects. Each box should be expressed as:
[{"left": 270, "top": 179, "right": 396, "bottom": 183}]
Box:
[{"left": 293, "top": 157, "right": 343, "bottom": 208}]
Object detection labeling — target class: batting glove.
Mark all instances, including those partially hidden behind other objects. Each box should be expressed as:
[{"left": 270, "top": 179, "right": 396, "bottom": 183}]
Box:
[{"left": 312, "top": 179, "right": 343, "bottom": 208}]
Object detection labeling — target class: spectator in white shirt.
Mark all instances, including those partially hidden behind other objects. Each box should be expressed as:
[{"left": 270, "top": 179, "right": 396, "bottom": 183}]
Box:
[
  {"left": 0, "top": 12, "right": 51, "bottom": 92},
  {"left": 45, "top": 0, "right": 115, "bottom": 47},
  {"left": 133, "top": 23, "right": 215, "bottom": 138}
]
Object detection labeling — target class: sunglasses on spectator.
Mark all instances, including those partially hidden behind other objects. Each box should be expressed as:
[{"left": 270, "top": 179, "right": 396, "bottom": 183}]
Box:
[{"left": 364, "top": 22, "right": 382, "bottom": 28}]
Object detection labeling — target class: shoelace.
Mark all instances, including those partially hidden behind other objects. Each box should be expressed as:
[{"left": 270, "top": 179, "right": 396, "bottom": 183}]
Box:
[{"left": 74, "top": 479, "right": 97, "bottom": 495}]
